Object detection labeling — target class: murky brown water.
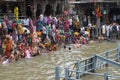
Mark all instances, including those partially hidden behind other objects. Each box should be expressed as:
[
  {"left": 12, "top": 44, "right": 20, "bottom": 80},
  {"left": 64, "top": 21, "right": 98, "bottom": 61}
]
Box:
[{"left": 0, "top": 41, "right": 119, "bottom": 80}]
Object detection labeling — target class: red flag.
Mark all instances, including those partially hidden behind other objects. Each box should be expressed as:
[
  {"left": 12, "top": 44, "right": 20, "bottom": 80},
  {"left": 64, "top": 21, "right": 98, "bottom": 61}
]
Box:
[
  {"left": 97, "top": 12, "right": 102, "bottom": 18},
  {"left": 96, "top": 4, "right": 100, "bottom": 14},
  {"left": 95, "top": 4, "right": 102, "bottom": 18}
]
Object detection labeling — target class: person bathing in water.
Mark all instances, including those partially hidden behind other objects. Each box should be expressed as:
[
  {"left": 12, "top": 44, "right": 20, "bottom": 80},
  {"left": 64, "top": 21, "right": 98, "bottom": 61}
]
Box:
[{"left": 98, "top": 35, "right": 104, "bottom": 42}]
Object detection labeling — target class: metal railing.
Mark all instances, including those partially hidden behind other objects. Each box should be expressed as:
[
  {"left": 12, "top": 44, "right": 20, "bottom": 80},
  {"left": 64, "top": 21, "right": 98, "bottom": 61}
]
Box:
[
  {"left": 69, "top": 0, "right": 120, "bottom": 4},
  {"left": 55, "top": 44, "right": 120, "bottom": 80}
]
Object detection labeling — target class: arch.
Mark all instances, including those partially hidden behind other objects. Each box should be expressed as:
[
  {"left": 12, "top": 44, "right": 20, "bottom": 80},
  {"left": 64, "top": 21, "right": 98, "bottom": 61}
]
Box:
[
  {"left": 0, "top": 4, "right": 7, "bottom": 13},
  {"left": 26, "top": 4, "right": 32, "bottom": 18},
  {"left": 56, "top": 3, "right": 62, "bottom": 15},
  {"left": 84, "top": 8, "right": 97, "bottom": 25},
  {"left": 36, "top": 4, "right": 42, "bottom": 18},
  {"left": 84, "top": 8, "right": 93, "bottom": 16},
  {"left": 44, "top": 4, "right": 53, "bottom": 16},
  {"left": 108, "top": 8, "right": 120, "bottom": 23}
]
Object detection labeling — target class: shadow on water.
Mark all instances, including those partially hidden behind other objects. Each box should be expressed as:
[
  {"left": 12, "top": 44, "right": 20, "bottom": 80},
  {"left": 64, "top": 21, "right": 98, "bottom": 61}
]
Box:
[{"left": 0, "top": 41, "right": 118, "bottom": 80}]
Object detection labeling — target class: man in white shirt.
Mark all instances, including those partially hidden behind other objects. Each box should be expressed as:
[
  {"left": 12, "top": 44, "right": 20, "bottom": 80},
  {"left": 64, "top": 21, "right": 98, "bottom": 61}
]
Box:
[{"left": 23, "top": 18, "right": 30, "bottom": 29}]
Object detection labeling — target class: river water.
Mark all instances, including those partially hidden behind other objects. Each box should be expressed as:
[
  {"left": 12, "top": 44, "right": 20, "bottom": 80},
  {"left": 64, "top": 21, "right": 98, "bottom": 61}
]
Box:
[{"left": 0, "top": 41, "right": 119, "bottom": 80}]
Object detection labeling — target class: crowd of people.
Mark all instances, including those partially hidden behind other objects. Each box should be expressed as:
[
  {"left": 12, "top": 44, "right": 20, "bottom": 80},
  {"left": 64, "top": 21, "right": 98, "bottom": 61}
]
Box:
[
  {"left": 0, "top": 14, "right": 88, "bottom": 64},
  {"left": 0, "top": 14, "right": 119, "bottom": 65}
]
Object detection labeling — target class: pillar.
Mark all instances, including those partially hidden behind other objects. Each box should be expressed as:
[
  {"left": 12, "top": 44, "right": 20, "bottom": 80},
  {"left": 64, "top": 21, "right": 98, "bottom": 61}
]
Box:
[
  {"left": 33, "top": 0, "right": 37, "bottom": 17},
  {"left": 65, "top": 67, "right": 69, "bottom": 80},
  {"left": 76, "top": 59, "right": 81, "bottom": 79},
  {"left": 104, "top": 73, "right": 109, "bottom": 80},
  {"left": 23, "top": 0, "right": 26, "bottom": 16},
  {"left": 105, "top": 51, "right": 109, "bottom": 67},
  {"left": 55, "top": 66, "right": 60, "bottom": 80}
]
